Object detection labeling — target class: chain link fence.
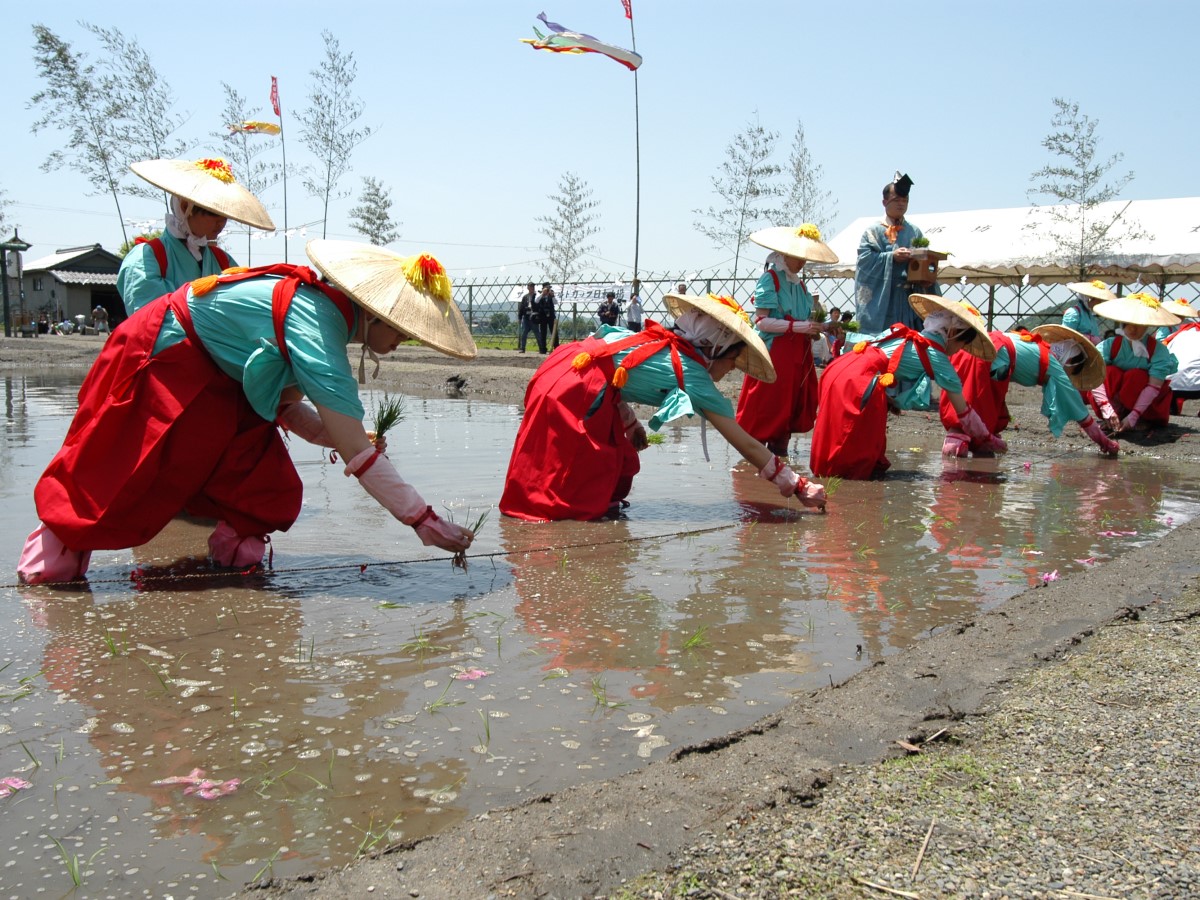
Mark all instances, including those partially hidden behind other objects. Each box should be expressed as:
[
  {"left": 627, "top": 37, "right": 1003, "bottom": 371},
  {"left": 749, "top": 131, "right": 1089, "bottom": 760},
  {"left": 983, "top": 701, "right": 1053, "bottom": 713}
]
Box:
[{"left": 454, "top": 271, "right": 1200, "bottom": 348}]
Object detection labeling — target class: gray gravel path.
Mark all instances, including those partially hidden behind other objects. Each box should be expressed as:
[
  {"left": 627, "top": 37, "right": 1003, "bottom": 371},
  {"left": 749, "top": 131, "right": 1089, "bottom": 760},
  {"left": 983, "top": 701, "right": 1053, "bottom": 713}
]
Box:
[{"left": 615, "top": 591, "right": 1200, "bottom": 900}]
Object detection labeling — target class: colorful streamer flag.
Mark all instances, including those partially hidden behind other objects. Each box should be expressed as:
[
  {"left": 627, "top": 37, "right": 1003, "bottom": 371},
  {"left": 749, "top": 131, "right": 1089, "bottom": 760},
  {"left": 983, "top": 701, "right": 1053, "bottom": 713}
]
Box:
[
  {"left": 270, "top": 76, "right": 281, "bottom": 117},
  {"left": 621, "top": 0, "right": 632, "bottom": 19},
  {"left": 227, "top": 120, "right": 282, "bottom": 135},
  {"left": 521, "top": 12, "right": 642, "bottom": 71}
]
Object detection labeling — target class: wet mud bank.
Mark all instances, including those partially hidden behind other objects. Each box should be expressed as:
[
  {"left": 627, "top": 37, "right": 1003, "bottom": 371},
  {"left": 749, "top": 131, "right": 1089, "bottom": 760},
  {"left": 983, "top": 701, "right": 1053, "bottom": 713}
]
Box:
[{"left": 250, "top": 517, "right": 1200, "bottom": 899}]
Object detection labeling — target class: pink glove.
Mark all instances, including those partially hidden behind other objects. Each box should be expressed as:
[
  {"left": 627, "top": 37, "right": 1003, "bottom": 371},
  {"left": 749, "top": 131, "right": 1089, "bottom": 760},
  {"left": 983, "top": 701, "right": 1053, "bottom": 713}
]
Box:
[
  {"left": 957, "top": 406, "right": 992, "bottom": 443},
  {"left": 980, "top": 433, "right": 1008, "bottom": 454},
  {"left": 277, "top": 401, "right": 336, "bottom": 448},
  {"left": 1121, "top": 383, "right": 1163, "bottom": 430},
  {"left": 758, "top": 456, "right": 827, "bottom": 509},
  {"left": 789, "top": 319, "right": 822, "bottom": 335},
  {"left": 345, "top": 448, "right": 472, "bottom": 552},
  {"left": 1080, "top": 417, "right": 1120, "bottom": 455},
  {"left": 755, "top": 316, "right": 793, "bottom": 335},
  {"left": 942, "top": 431, "right": 970, "bottom": 457},
  {"left": 1091, "top": 383, "right": 1116, "bottom": 422}
]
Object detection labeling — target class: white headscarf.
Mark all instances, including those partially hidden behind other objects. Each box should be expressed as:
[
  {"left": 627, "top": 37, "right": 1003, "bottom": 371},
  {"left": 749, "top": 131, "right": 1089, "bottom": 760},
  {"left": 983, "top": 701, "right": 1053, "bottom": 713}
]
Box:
[
  {"left": 165, "top": 195, "right": 211, "bottom": 262},
  {"left": 922, "top": 310, "right": 971, "bottom": 344},
  {"left": 674, "top": 309, "right": 741, "bottom": 364},
  {"left": 1118, "top": 324, "right": 1150, "bottom": 359},
  {"left": 1049, "top": 338, "right": 1085, "bottom": 367},
  {"left": 766, "top": 251, "right": 805, "bottom": 285}
]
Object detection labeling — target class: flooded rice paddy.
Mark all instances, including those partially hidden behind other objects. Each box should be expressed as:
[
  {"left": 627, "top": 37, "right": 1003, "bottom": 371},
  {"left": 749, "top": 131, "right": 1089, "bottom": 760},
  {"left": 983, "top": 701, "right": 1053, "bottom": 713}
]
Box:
[{"left": 3, "top": 371, "right": 1200, "bottom": 898}]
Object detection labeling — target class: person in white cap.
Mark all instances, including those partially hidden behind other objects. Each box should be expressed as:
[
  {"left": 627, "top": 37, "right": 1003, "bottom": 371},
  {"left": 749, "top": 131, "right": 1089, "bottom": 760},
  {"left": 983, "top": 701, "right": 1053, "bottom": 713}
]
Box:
[
  {"left": 18, "top": 242, "right": 476, "bottom": 585},
  {"left": 117, "top": 157, "right": 275, "bottom": 316}
]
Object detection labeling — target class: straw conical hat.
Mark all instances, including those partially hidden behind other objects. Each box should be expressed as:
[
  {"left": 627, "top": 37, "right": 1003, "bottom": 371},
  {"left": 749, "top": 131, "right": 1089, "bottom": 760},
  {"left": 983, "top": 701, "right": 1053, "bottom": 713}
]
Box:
[
  {"left": 1066, "top": 280, "right": 1117, "bottom": 303},
  {"left": 305, "top": 240, "right": 477, "bottom": 360},
  {"left": 1030, "top": 324, "right": 1106, "bottom": 391},
  {"left": 748, "top": 225, "right": 839, "bottom": 264},
  {"left": 663, "top": 292, "right": 775, "bottom": 382},
  {"left": 1092, "top": 293, "right": 1181, "bottom": 328},
  {"left": 1161, "top": 298, "right": 1199, "bottom": 319},
  {"left": 130, "top": 158, "right": 274, "bottom": 230},
  {"left": 908, "top": 294, "right": 995, "bottom": 361}
]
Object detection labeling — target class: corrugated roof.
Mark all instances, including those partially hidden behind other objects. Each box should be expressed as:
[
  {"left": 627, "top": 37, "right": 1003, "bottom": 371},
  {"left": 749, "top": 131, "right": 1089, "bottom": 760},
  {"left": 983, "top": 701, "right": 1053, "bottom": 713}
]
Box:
[{"left": 49, "top": 269, "right": 119, "bottom": 286}]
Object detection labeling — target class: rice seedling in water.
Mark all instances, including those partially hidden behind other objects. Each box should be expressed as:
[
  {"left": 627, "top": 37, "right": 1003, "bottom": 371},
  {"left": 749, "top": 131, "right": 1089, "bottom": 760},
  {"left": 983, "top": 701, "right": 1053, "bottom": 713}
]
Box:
[
  {"left": 442, "top": 505, "right": 490, "bottom": 571},
  {"left": 590, "top": 676, "right": 628, "bottom": 711},
  {"left": 354, "top": 812, "right": 405, "bottom": 857},
  {"left": 474, "top": 708, "right": 492, "bottom": 755},
  {"left": 399, "top": 631, "right": 447, "bottom": 659},
  {"left": 426, "top": 679, "right": 464, "bottom": 714},
  {"left": 49, "top": 838, "right": 104, "bottom": 888},
  {"left": 372, "top": 392, "right": 407, "bottom": 440},
  {"left": 137, "top": 655, "right": 172, "bottom": 696},
  {"left": 100, "top": 628, "right": 128, "bottom": 657},
  {"left": 822, "top": 475, "right": 844, "bottom": 498},
  {"left": 376, "top": 600, "right": 407, "bottom": 609},
  {"left": 20, "top": 740, "right": 41, "bottom": 769},
  {"left": 682, "top": 626, "right": 710, "bottom": 651},
  {"left": 251, "top": 847, "right": 283, "bottom": 883}
]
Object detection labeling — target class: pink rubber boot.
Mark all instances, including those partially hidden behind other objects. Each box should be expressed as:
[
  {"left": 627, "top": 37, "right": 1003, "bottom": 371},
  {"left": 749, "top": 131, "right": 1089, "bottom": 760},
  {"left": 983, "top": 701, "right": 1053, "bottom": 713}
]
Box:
[
  {"left": 208, "top": 521, "right": 268, "bottom": 568},
  {"left": 17, "top": 523, "right": 92, "bottom": 585}
]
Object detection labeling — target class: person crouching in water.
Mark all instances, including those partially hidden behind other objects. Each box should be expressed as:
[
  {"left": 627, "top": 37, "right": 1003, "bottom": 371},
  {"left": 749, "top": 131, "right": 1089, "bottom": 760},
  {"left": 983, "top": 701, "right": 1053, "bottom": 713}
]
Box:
[
  {"left": 810, "top": 295, "right": 1004, "bottom": 480},
  {"left": 1089, "top": 292, "right": 1180, "bottom": 433},
  {"left": 499, "top": 292, "right": 827, "bottom": 521},
  {"left": 939, "top": 324, "right": 1120, "bottom": 458},
  {"left": 18, "top": 241, "right": 477, "bottom": 585}
]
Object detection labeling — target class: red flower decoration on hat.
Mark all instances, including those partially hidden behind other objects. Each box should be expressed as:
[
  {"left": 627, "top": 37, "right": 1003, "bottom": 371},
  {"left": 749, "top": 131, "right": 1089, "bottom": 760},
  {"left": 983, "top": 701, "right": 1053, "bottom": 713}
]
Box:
[{"left": 194, "top": 158, "right": 235, "bottom": 184}]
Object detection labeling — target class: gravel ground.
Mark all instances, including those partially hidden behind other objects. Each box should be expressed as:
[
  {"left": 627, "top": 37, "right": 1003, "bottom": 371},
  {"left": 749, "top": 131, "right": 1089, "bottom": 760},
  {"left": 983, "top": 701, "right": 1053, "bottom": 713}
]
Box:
[
  {"left": 614, "top": 590, "right": 1200, "bottom": 900},
  {"left": 5, "top": 334, "right": 1198, "bottom": 900}
]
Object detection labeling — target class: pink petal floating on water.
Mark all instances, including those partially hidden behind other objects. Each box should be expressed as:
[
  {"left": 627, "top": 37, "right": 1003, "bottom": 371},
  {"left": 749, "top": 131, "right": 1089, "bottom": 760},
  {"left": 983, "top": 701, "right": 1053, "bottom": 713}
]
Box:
[
  {"left": 455, "top": 668, "right": 490, "bottom": 681},
  {"left": 1022, "top": 461, "right": 1032, "bottom": 471},
  {"left": 1098, "top": 530, "right": 1138, "bottom": 537},
  {"left": 1074, "top": 557, "right": 1098, "bottom": 566},
  {"left": 1040, "top": 570, "right": 1059, "bottom": 584},
  {"left": 0, "top": 776, "right": 32, "bottom": 797},
  {"left": 153, "top": 768, "right": 207, "bottom": 786},
  {"left": 184, "top": 778, "right": 241, "bottom": 800}
]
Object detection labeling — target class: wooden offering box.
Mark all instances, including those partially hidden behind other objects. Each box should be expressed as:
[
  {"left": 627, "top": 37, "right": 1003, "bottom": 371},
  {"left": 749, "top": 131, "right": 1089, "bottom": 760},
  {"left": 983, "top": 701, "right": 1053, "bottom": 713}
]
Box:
[{"left": 906, "top": 249, "right": 949, "bottom": 284}]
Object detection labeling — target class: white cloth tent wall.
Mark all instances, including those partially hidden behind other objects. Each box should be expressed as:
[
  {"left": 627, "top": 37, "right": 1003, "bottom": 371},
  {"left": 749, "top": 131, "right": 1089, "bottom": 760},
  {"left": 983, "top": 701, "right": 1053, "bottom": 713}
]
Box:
[{"left": 815, "top": 198, "right": 1200, "bottom": 286}]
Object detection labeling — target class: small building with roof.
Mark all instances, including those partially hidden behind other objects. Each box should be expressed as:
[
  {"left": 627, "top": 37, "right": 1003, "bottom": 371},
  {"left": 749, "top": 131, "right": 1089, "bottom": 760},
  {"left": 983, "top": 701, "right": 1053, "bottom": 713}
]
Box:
[{"left": 20, "top": 243, "right": 123, "bottom": 329}]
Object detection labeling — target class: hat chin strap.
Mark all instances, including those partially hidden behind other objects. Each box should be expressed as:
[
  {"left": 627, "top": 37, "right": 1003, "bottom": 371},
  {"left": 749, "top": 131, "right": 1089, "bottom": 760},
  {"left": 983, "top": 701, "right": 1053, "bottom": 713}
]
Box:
[{"left": 357, "top": 316, "right": 383, "bottom": 384}]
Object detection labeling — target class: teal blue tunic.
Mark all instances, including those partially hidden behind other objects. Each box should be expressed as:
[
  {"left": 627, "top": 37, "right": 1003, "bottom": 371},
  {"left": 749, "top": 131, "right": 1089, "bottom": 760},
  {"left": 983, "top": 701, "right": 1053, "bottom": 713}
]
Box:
[
  {"left": 1097, "top": 333, "right": 1179, "bottom": 382},
  {"left": 751, "top": 263, "right": 815, "bottom": 351},
  {"left": 1061, "top": 301, "right": 1101, "bottom": 341},
  {"left": 991, "top": 336, "right": 1087, "bottom": 435},
  {"left": 152, "top": 276, "right": 364, "bottom": 421},
  {"left": 118, "top": 233, "right": 238, "bottom": 315},
  {"left": 592, "top": 325, "right": 733, "bottom": 430},
  {"left": 874, "top": 330, "right": 962, "bottom": 410}
]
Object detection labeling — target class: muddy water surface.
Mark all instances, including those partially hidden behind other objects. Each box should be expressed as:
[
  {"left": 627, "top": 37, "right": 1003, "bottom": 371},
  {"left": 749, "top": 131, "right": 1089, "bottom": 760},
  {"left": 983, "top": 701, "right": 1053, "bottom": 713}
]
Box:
[{"left": 2, "top": 372, "right": 1198, "bottom": 898}]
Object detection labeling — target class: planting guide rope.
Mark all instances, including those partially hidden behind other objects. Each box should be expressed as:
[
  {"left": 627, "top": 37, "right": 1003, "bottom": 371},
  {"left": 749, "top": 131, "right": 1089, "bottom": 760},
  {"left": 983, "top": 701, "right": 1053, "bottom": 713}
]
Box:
[{"left": 5, "top": 522, "right": 741, "bottom": 591}]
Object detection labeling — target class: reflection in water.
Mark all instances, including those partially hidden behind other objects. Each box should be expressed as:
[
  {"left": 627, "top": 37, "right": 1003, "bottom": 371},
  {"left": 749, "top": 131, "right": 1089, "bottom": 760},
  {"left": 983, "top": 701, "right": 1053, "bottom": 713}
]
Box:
[{"left": 2, "top": 374, "right": 1200, "bottom": 896}]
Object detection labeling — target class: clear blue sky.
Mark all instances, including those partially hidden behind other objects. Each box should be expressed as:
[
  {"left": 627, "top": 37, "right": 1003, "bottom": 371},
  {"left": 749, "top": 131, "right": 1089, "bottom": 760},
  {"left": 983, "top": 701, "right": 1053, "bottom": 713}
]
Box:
[{"left": 1, "top": 0, "right": 1195, "bottom": 280}]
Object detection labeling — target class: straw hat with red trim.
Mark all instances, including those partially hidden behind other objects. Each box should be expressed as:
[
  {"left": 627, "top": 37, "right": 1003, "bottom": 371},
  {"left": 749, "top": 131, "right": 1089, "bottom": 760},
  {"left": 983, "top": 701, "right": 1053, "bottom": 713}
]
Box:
[
  {"left": 305, "top": 240, "right": 477, "bottom": 360},
  {"left": 663, "top": 292, "right": 775, "bottom": 382},
  {"left": 130, "top": 158, "right": 275, "bottom": 230},
  {"left": 1092, "top": 293, "right": 1181, "bottom": 328},
  {"left": 1030, "top": 324, "right": 1106, "bottom": 391},
  {"left": 908, "top": 294, "right": 996, "bottom": 361},
  {"left": 1066, "top": 279, "right": 1117, "bottom": 303},
  {"left": 748, "top": 224, "right": 839, "bottom": 264}
]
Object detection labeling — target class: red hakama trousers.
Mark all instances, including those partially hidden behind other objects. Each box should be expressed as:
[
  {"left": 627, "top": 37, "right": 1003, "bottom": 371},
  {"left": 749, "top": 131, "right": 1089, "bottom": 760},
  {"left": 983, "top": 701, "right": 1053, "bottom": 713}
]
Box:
[
  {"left": 809, "top": 346, "right": 891, "bottom": 480},
  {"left": 1105, "top": 365, "right": 1172, "bottom": 427},
  {"left": 735, "top": 332, "right": 817, "bottom": 447},
  {"left": 499, "top": 343, "right": 639, "bottom": 522},
  {"left": 33, "top": 291, "right": 302, "bottom": 550}
]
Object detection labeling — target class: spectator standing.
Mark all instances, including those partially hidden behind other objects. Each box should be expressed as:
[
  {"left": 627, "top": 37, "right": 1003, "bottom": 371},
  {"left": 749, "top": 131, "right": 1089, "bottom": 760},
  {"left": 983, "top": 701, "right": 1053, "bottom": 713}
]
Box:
[
  {"left": 516, "top": 282, "right": 536, "bottom": 353},
  {"left": 533, "top": 282, "right": 556, "bottom": 353},
  {"left": 597, "top": 291, "right": 621, "bottom": 327},
  {"left": 626, "top": 284, "right": 643, "bottom": 331}
]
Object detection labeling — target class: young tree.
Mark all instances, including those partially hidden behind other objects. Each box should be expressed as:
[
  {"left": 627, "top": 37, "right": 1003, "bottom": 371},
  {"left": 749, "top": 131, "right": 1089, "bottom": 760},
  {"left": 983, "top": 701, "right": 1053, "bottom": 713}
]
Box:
[
  {"left": 83, "top": 24, "right": 189, "bottom": 203},
  {"left": 29, "top": 24, "right": 129, "bottom": 245},
  {"left": 212, "top": 82, "right": 282, "bottom": 261},
  {"left": 779, "top": 119, "right": 837, "bottom": 235},
  {"left": 348, "top": 176, "right": 401, "bottom": 245},
  {"left": 298, "top": 30, "right": 373, "bottom": 238},
  {"left": 536, "top": 171, "right": 600, "bottom": 286},
  {"left": 692, "top": 114, "right": 783, "bottom": 277},
  {"left": 1027, "top": 97, "right": 1145, "bottom": 279},
  {"left": 0, "top": 187, "right": 12, "bottom": 234}
]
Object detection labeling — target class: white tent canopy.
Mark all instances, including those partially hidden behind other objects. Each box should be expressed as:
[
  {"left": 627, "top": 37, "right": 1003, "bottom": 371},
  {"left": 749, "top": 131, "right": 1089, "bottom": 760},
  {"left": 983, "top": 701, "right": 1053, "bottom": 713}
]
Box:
[{"left": 815, "top": 198, "right": 1200, "bottom": 286}]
